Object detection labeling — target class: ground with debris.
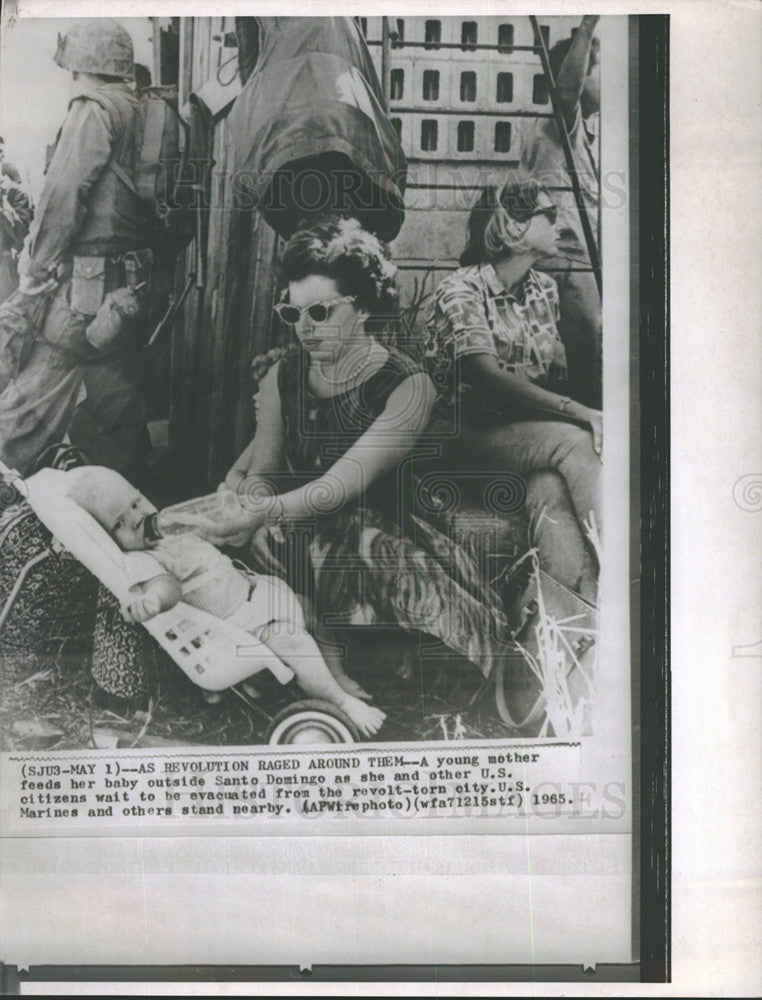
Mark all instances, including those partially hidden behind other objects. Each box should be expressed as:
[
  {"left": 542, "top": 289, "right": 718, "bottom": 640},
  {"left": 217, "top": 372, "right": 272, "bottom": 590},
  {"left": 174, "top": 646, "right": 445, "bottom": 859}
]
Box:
[{"left": 0, "top": 635, "right": 515, "bottom": 751}]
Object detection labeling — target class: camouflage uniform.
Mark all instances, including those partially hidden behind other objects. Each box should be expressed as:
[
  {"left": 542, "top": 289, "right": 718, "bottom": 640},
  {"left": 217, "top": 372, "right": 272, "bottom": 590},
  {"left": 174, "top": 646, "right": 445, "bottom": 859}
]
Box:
[{"left": 0, "top": 21, "right": 156, "bottom": 481}]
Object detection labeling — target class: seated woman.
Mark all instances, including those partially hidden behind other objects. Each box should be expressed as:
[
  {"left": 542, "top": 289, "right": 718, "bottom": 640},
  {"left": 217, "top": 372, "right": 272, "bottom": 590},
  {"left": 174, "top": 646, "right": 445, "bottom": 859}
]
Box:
[
  {"left": 193, "top": 216, "right": 511, "bottom": 692},
  {"left": 424, "top": 179, "right": 602, "bottom": 603}
]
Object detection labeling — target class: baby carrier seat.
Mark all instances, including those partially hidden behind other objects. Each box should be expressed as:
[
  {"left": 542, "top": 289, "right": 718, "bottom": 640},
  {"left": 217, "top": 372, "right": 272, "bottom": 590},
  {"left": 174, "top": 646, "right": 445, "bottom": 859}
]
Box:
[{"left": 19, "top": 467, "right": 294, "bottom": 692}]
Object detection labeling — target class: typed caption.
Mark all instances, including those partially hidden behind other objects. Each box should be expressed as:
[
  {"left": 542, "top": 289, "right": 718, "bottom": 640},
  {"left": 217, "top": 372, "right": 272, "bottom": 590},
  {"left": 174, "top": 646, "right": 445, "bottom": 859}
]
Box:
[{"left": 1, "top": 741, "right": 629, "bottom": 836}]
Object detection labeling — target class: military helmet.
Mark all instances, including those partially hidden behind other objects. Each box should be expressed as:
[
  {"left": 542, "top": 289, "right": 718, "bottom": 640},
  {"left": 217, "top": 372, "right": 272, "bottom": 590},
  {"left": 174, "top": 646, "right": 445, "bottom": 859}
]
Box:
[{"left": 54, "top": 19, "right": 135, "bottom": 80}]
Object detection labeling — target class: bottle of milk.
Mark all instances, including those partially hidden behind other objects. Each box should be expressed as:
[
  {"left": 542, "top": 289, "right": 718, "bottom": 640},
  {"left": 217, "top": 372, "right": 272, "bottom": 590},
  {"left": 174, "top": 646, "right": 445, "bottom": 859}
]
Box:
[{"left": 143, "top": 490, "right": 245, "bottom": 541}]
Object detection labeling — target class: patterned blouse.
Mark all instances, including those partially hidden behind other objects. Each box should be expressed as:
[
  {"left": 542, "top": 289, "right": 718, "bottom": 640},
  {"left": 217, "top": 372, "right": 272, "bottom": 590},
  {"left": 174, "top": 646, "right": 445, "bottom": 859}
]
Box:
[{"left": 424, "top": 263, "right": 568, "bottom": 415}]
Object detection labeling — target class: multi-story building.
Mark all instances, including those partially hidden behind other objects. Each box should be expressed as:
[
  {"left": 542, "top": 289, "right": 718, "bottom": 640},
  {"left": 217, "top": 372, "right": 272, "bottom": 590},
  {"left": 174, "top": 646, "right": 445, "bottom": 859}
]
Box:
[{"left": 359, "top": 15, "right": 583, "bottom": 312}]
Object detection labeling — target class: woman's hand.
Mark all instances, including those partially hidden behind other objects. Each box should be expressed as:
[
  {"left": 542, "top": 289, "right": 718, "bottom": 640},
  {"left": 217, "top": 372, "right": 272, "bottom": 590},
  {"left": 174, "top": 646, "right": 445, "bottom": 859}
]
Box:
[
  {"left": 567, "top": 402, "right": 603, "bottom": 457},
  {"left": 219, "top": 465, "right": 247, "bottom": 495},
  {"left": 249, "top": 525, "right": 286, "bottom": 576},
  {"left": 586, "top": 408, "right": 603, "bottom": 457},
  {"left": 191, "top": 503, "right": 268, "bottom": 549}
]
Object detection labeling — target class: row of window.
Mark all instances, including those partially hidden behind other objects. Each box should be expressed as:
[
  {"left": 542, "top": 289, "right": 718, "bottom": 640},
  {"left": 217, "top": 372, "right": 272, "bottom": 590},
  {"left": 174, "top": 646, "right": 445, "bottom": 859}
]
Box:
[
  {"left": 358, "top": 18, "right": 553, "bottom": 53},
  {"left": 391, "top": 118, "right": 514, "bottom": 154},
  {"left": 391, "top": 69, "right": 514, "bottom": 104},
  {"left": 390, "top": 69, "right": 549, "bottom": 106}
]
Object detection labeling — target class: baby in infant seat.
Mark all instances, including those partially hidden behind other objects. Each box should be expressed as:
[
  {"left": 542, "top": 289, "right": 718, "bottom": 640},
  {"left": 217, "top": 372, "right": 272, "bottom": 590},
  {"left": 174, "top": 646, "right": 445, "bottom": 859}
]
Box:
[{"left": 66, "top": 467, "right": 385, "bottom": 737}]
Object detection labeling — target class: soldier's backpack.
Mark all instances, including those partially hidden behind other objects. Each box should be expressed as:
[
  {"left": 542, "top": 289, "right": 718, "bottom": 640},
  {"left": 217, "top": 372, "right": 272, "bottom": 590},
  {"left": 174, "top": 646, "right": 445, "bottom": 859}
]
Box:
[
  {"left": 111, "top": 86, "right": 213, "bottom": 261},
  {"left": 49, "top": 86, "right": 214, "bottom": 263}
]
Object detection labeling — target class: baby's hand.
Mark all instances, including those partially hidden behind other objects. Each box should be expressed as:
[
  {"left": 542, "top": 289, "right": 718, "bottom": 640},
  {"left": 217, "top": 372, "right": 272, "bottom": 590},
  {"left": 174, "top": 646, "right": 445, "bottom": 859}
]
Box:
[
  {"left": 122, "top": 575, "right": 181, "bottom": 623},
  {"left": 122, "top": 592, "right": 162, "bottom": 623},
  {"left": 339, "top": 696, "right": 386, "bottom": 738}
]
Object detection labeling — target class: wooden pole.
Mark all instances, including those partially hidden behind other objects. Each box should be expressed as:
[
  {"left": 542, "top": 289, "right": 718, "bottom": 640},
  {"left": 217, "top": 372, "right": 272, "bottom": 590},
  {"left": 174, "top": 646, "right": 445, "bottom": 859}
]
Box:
[
  {"left": 380, "top": 17, "right": 391, "bottom": 113},
  {"left": 151, "top": 17, "right": 162, "bottom": 85},
  {"left": 529, "top": 15, "right": 602, "bottom": 296}
]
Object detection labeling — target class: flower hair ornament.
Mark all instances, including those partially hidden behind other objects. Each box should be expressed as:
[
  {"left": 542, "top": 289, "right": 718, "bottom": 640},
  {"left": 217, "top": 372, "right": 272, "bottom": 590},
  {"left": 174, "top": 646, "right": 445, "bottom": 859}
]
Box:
[{"left": 322, "top": 218, "right": 398, "bottom": 302}]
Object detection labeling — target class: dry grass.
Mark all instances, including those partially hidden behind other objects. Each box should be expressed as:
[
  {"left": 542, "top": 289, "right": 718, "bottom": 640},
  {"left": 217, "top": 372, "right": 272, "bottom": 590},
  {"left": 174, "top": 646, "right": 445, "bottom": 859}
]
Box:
[
  {"left": 0, "top": 636, "right": 514, "bottom": 750},
  {"left": 515, "top": 577, "right": 596, "bottom": 740}
]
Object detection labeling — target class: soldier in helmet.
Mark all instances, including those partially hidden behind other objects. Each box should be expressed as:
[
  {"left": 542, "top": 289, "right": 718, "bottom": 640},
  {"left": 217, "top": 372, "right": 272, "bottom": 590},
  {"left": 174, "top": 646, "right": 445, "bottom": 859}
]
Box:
[{"left": 0, "top": 19, "right": 158, "bottom": 483}]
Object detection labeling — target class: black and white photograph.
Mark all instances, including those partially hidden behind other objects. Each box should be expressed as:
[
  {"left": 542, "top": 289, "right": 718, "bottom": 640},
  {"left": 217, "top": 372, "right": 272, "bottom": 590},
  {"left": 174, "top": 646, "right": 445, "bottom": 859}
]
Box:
[
  {"left": 0, "top": 13, "right": 619, "bottom": 751},
  {"left": 1, "top": 0, "right": 759, "bottom": 993},
  {"left": 0, "top": 3, "right": 650, "bottom": 981}
]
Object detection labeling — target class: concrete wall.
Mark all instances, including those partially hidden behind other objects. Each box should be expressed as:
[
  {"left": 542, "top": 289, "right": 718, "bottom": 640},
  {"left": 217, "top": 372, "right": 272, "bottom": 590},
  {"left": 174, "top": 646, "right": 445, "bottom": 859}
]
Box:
[{"left": 359, "top": 15, "right": 582, "bottom": 324}]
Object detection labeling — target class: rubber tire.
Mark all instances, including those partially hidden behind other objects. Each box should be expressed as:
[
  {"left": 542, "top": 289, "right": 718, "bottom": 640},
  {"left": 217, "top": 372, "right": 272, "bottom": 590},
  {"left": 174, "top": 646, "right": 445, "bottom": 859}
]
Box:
[{"left": 266, "top": 699, "right": 361, "bottom": 745}]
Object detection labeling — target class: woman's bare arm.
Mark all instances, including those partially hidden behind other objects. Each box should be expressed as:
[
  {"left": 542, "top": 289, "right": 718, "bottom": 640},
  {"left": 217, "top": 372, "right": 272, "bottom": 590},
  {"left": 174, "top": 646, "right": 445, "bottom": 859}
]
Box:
[
  {"left": 197, "top": 371, "right": 437, "bottom": 546},
  {"left": 222, "top": 362, "right": 286, "bottom": 492},
  {"left": 277, "top": 372, "right": 436, "bottom": 520},
  {"left": 462, "top": 352, "right": 572, "bottom": 414},
  {"left": 461, "top": 353, "right": 602, "bottom": 454}
]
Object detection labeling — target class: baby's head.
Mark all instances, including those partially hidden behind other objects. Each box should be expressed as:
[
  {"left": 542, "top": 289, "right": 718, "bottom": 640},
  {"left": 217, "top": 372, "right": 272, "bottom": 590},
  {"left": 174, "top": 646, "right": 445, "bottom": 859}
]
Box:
[{"left": 66, "top": 466, "right": 156, "bottom": 551}]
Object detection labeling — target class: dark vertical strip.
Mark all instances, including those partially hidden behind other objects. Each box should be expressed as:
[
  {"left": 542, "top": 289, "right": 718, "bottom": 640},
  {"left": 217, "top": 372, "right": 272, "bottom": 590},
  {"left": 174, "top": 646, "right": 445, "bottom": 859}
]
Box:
[
  {"left": 381, "top": 17, "right": 392, "bottom": 113},
  {"left": 0, "top": 964, "right": 20, "bottom": 995},
  {"left": 638, "top": 14, "right": 670, "bottom": 984},
  {"left": 628, "top": 14, "right": 642, "bottom": 968}
]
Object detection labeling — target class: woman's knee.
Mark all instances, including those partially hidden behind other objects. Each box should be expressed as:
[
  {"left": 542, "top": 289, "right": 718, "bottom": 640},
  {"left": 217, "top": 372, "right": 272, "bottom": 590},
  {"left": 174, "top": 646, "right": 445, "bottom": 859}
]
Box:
[
  {"left": 524, "top": 470, "right": 569, "bottom": 513},
  {"left": 523, "top": 471, "right": 576, "bottom": 529},
  {"left": 551, "top": 424, "right": 597, "bottom": 470}
]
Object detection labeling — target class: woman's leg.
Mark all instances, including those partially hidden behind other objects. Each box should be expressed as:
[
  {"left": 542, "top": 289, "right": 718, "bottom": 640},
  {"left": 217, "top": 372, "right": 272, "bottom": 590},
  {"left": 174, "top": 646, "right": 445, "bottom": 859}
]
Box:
[
  {"left": 524, "top": 471, "right": 598, "bottom": 603},
  {"left": 456, "top": 417, "right": 603, "bottom": 538}
]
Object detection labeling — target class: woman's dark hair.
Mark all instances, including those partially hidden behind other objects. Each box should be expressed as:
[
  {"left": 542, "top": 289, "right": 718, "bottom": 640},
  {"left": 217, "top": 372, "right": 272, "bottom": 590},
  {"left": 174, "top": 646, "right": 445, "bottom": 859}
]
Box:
[
  {"left": 460, "top": 177, "right": 547, "bottom": 266},
  {"left": 279, "top": 214, "right": 399, "bottom": 317}
]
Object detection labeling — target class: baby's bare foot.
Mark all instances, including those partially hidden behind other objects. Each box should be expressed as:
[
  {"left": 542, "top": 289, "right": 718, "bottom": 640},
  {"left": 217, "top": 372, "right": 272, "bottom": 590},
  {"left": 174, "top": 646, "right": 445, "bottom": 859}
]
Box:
[
  {"left": 326, "top": 660, "right": 373, "bottom": 701},
  {"left": 340, "top": 696, "right": 386, "bottom": 737},
  {"left": 334, "top": 672, "right": 373, "bottom": 702}
]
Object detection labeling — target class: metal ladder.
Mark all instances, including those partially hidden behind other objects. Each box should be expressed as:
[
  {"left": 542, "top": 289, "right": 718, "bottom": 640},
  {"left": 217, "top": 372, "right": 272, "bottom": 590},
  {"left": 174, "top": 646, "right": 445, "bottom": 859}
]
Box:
[{"left": 529, "top": 15, "right": 602, "bottom": 296}]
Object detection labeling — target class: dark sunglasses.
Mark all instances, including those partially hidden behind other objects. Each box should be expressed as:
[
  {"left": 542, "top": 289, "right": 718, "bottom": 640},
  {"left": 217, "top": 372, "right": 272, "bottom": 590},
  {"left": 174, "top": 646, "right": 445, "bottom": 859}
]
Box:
[
  {"left": 273, "top": 296, "right": 355, "bottom": 326},
  {"left": 528, "top": 204, "right": 558, "bottom": 225}
]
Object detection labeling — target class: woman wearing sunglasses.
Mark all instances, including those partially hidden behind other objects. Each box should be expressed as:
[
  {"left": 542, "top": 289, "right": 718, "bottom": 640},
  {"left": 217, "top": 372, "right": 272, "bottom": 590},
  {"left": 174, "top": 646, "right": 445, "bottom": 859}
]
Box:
[
  {"left": 424, "top": 179, "right": 603, "bottom": 602},
  {"left": 199, "top": 216, "right": 511, "bottom": 704}
]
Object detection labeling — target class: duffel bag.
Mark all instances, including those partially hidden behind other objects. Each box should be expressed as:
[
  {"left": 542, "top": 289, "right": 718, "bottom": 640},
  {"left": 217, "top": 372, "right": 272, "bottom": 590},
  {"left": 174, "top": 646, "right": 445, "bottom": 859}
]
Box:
[{"left": 0, "top": 488, "right": 96, "bottom": 674}]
